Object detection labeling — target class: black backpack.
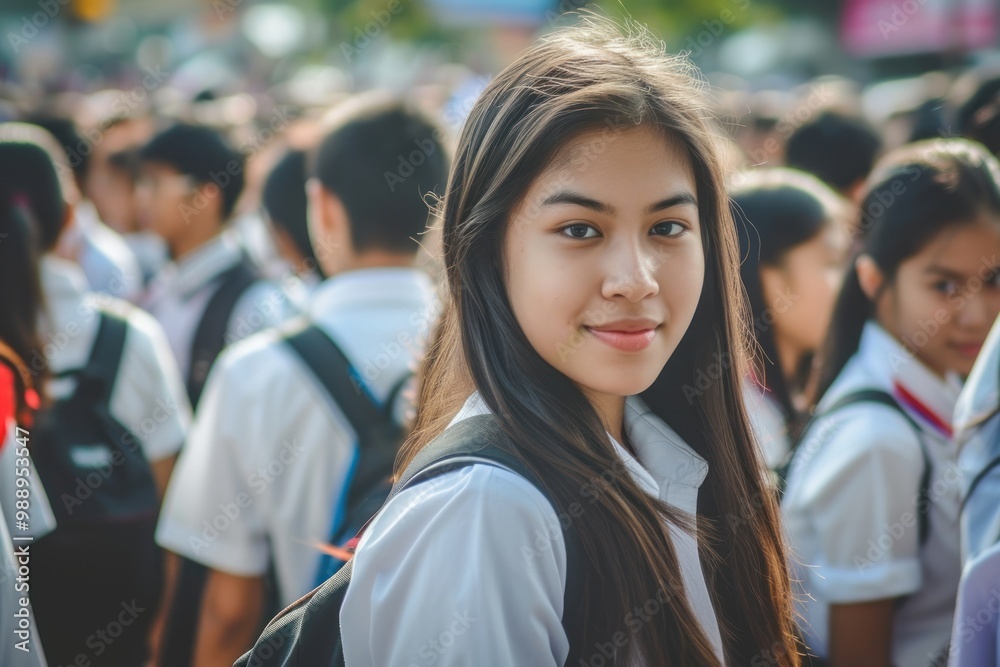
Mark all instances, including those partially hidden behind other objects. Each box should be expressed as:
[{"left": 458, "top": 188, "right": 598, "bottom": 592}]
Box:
[
  {"left": 30, "top": 311, "right": 163, "bottom": 666},
  {"left": 282, "top": 323, "right": 413, "bottom": 587},
  {"left": 234, "top": 413, "right": 584, "bottom": 667}
]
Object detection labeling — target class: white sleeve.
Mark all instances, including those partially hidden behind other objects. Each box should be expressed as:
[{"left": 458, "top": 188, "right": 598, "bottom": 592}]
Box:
[
  {"left": 792, "top": 407, "right": 926, "bottom": 603},
  {"left": 155, "top": 351, "right": 268, "bottom": 575},
  {"left": 0, "top": 437, "right": 56, "bottom": 541},
  {"left": 342, "top": 464, "right": 569, "bottom": 667},
  {"left": 109, "top": 307, "right": 191, "bottom": 462},
  {"left": 948, "top": 542, "right": 1000, "bottom": 667}
]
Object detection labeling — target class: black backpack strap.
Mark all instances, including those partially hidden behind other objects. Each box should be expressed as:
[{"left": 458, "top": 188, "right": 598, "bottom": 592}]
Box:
[
  {"left": 186, "top": 259, "right": 258, "bottom": 408},
  {"left": 388, "top": 414, "right": 585, "bottom": 644},
  {"left": 789, "top": 389, "right": 933, "bottom": 545},
  {"left": 283, "top": 324, "right": 403, "bottom": 507},
  {"left": 85, "top": 312, "right": 129, "bottom": 400}
]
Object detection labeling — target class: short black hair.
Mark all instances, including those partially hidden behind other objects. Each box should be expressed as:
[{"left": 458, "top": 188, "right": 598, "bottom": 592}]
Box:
[
  {"left": 785, "top": 111, "right": 882, "bottom": 191},
  {"left": 262, "top": 149, "right": 319, "bottom": 274},
  {"left": 312, "top": 99, "right": 448, "bottom": 254},
  {"left": 25, "top": 115, "right": 88, "bottom": 186},
  {"left": 139, "top": 123, "right": 245, "bottom": 219}
]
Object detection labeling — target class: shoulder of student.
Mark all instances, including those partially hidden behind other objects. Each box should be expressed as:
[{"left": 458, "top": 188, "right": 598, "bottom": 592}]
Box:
[
  {"left": 343, "top": 463, "right": 569, "bottom": 665},
  {"left": 354, "top": 464, "right": 568, "bottom": 593},
  {"left": 226, "top": 278, "right": 301, "bottom": 341}
]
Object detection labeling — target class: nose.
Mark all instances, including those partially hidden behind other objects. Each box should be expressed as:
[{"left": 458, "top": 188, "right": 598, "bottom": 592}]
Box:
[{"left": 600, "top": 236, "right": 660, "bottom": 303}]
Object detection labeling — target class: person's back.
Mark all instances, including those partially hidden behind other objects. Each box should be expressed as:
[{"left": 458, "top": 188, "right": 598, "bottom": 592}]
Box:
[
  {"left": 155, "top": 96, "right": 448, "bottom": 666},
  {"left": 135, "top": 122, "right": 298, "bottom": 411},
  {"left": 0, "top": 122, "right": 191, "bottom": 667}
]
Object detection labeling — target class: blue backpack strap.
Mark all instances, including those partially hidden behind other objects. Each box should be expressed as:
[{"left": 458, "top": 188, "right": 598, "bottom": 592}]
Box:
[
  {"left": 282, "top": 323, "right": 408, "bottom": 586},
  {"left": 791, "top": 389, "right": 933, "bottom": 546}
]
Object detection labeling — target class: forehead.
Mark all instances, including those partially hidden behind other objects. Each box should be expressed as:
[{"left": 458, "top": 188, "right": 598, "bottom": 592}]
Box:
[
  {"left": 909, "top": 214, "right": 1000, "bottom": 273},
  {"left": 526, "top": 125, "right": 697, "bottom": 207}
]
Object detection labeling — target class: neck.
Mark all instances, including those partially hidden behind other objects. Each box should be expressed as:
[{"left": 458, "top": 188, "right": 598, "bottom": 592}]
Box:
[
  {"left": 582, "top": 389, "right": 628, "bottom": 452},
  {"left": 772, "top": 331, "right": 803, "bottom": 388},
  {"left": 339, "top": 250, "right": 416, "bottom": 273},
  {"left": 170, "top": 221, "right": 223, "bottom": 261}
]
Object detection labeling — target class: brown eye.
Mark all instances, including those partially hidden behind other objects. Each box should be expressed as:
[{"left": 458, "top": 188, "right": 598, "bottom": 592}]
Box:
[
  {"left": 560, "top": 224, "right": 599, "bottom": 239},
  {"left": 651, "top": 221, "right": 685, "bottom": 237}
]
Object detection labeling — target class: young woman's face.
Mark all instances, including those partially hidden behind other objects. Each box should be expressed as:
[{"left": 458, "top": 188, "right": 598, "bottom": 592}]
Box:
[
  {"left": 505, "top": 125, "right": 704, "bottom": 402},
  {"left": 874, "top": 212, "right": 1000, "bottom": 377},
  {"left": 761, "top": 223, "right": 847, "bottom": 368}
]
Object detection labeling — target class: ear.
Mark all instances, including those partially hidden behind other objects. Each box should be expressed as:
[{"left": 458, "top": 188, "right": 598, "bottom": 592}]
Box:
[
  {"left": 855, "top": 254, "right": 885, "bottom": 301},
  {"left": 759, "top": 262, "right": 789, "bottom": 311},
  {"left": 307, "top": 178, "right": 350, "bottom": 276},
  {"left": 197, "top": 182, "right": 224, "bottom": 221}
]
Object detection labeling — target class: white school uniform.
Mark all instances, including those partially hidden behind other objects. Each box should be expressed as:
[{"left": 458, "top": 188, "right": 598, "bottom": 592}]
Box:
[
  {"left": 140, "top": 230, "right": 298, "bottom": 384},
  {"left": 58, "top": 200, "right": 144, "bottom": 302},
  {"left": 38, "top": 255, "right": 190, "bottom": 464},
  {"left": 743, "top": 377, "right": 791, "bottom": 469},
  {"left": 155, "top": 268, "right": 436, "bottom": 606},
  {"left": 782, "top": 321, "right": 962, "bottom": 667},
  {"left": 340, "top": 391, "right": 726, "bottom": 667},
  {"left": 953, "top": 314, "right": 1000, "bottom": 563},
  {"left": 948, "top": 540, "right": 1000, "bottom": 667}
]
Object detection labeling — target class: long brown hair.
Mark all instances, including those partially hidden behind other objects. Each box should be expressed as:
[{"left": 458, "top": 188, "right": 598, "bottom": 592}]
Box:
[{"left": 400, "top": 17, "right": 797, "bottom": 667}]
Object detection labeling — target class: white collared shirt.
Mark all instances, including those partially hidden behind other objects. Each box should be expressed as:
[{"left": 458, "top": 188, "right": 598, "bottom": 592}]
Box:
[
  {"left": 38, "top": 255, "right": 191, "bottom": 464},
  {"left": 341, "top": 392, "right": 726, "bottom": 666},
  {"left": 782, "top": 321, "right": 962, "bottom": 667},
  {"left": 140, "top": 231, "right": 298, "bottom": 384},
  {"left": 156, "top": 267, "right": 437, "bottom": 606},
  {"left": 953, "top": 314, "right": 1000, "bottom": 563},
  {"left": 59, "top": 200, "right": 144, "bottom": 303}
]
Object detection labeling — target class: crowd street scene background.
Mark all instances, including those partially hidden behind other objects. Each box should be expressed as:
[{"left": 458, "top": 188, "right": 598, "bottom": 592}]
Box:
[{"left": 2, "top": 0, "right": 1000, "bottom": 666}]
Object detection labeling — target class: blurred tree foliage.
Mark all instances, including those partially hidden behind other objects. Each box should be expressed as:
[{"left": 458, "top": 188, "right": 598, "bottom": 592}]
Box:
[{"left": 312, "top": 0, "right": 802, "bottom": 48}]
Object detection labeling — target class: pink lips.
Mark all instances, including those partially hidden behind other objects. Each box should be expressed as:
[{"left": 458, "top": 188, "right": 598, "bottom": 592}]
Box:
[{"left": 585, "top": 326, "right": 657, "bottom": 352}]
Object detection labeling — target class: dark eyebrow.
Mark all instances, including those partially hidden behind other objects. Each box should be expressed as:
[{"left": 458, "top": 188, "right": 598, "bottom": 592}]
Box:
[
  {"left": 539, "top": 190, "right": 698, "bottom": 216},
  {"left": 924, "top": 266, "right": 972, "bottom": 280}
]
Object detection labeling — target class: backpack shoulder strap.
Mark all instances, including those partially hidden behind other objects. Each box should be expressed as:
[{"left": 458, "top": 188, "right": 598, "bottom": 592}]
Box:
[
  {"left": 387, "top": 414, "right": 585, "bottom": 642},
  {"left": 283, "top": 324, "right": 403, "bottom": 508},
  {"left": 186, "top": 259, "right": 258, "bottom": 407},
  {"left": 794, "top": 388, "right": 933, "bottom": 545},
  {"left": 85, "top": 311, "right": 129, "bottom": 401}
]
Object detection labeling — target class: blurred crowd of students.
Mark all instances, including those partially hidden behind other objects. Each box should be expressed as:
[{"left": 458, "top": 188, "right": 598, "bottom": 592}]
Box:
[{"left": 2, "top": 18, "right": 1000, "bottom": 667}]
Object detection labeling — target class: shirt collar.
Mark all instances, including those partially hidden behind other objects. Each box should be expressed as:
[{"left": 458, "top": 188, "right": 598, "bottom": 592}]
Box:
[
  {"left": 308, "top": 267, "right": 435, "bottom": 322},
  {"left": 449, "top": 392, "right": 709, "bottom": 510},
  {"left": 159, "top": 231, "right": 243, "bottom": 299},
  {"left": 858, "top": 320, "right": 962, "bottom": 436}
]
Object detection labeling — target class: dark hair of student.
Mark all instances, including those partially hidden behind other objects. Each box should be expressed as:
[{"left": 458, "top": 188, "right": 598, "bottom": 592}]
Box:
[
  {"left": 785, "top": 110, "right": 882, "bottom": 192},
  {"left": 0, "top": 126, "right": 65, "bottom": 405},
  {"left": 25, "top": 115, "right": 89, "bottom": 188},
  {"left": 730, "top": 168, "right": 844, "bottom": 425},
  {"left": 138, "top": 122, "right": 246, "bottom": 219},
  {"left": 815, "top": 138, "right": 1000, "bottom": 402},
  {"left": 957, "top": 76, "right": 1000, "bottom": 156},
  {"left": 262, "top": 149, "right": 321, "bottom": 276},
  {"left": 312, "top": 98, "right": 448, "bottom": 255},
  {"left": 401, "top": 18, "right": 797, "bottom": 667}
]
